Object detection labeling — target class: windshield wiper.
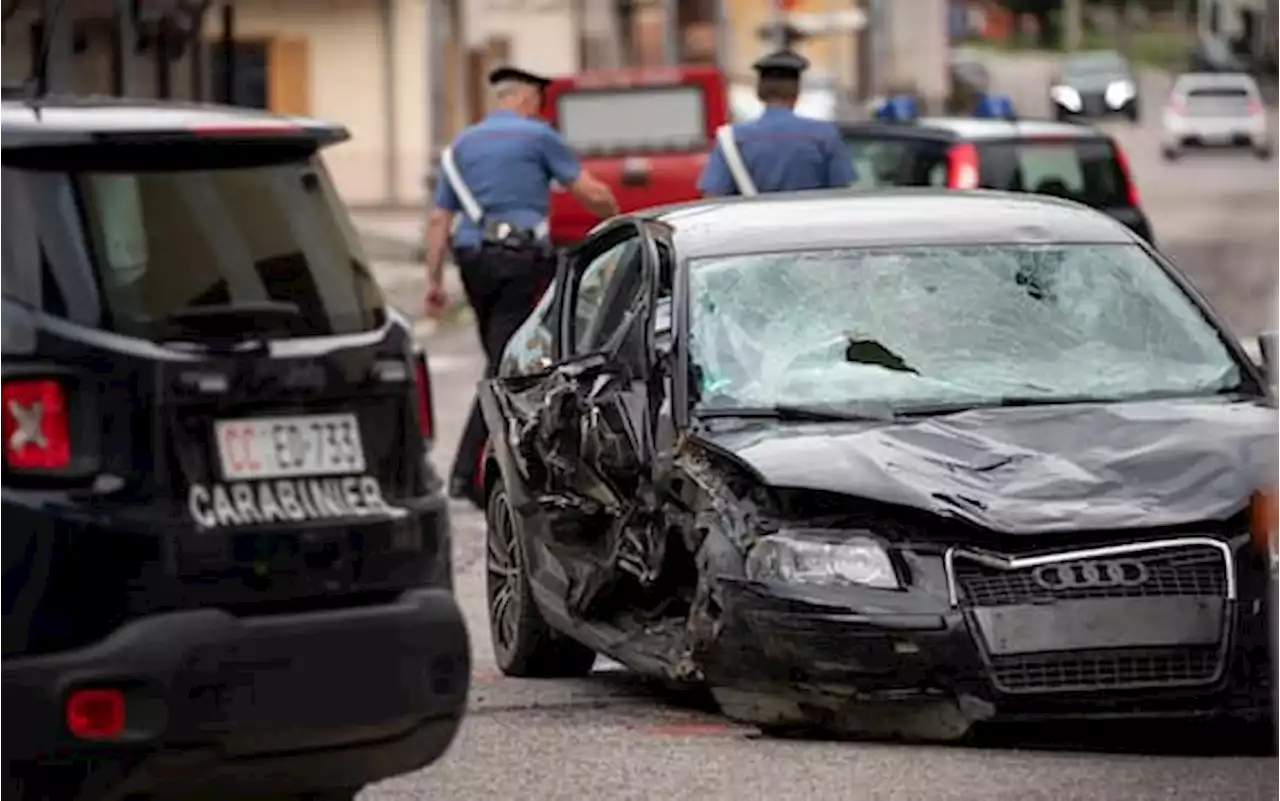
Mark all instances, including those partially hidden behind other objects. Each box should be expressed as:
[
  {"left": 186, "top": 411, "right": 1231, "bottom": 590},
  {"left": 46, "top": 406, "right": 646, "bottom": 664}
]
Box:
[
  {"left": 897, "top": 389, "right": 1244, "bottom": 417},
  {"left": 154, "top": 301, "right": 303, "bottom": 349},
  {"left": 696, "top": 402, "right": 898, "bottom": 423}
]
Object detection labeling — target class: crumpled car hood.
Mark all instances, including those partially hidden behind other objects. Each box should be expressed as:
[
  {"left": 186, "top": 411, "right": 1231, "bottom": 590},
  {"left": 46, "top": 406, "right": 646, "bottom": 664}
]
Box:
[{"left": 695, "top": 399, "right": 1278, "bottom": 534}]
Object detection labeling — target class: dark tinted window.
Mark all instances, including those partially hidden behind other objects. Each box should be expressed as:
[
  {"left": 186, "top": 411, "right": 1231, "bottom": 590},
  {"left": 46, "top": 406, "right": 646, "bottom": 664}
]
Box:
[
  {"left": 843, "top": 136, "right": 951, "bottom": 189},
  {"left": 975, "top": 139, "right": 1131, "bottom": 208},
  {"left": 2, "top": 154, "right": 383, "bottom": 340},
  {"left": 1185, "top": 85, "right": 1253, "bottom": 115},
  {"left": 1064, "top": 52, "right": 1126, "bottom": 78},
  {"left": 1188, "top": 87, "right": 1250, "bottom": 98}
]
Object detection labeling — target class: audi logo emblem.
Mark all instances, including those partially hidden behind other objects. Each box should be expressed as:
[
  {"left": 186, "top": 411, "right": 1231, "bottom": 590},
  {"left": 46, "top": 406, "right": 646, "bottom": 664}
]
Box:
[{"left": 1032, "top": 559, "right": 1150, "bottom": 590}]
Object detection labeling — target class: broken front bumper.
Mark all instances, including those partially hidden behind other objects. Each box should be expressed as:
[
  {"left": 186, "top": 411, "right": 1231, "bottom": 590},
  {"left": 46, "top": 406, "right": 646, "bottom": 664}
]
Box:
[{"left": 698, "top": 536, "right": 1272, "bottom": 736}]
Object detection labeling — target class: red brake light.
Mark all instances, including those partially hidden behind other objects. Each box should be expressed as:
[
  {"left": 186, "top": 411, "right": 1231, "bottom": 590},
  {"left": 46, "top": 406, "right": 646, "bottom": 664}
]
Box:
[
  {"left": 1167, "top": 95, "right": 1187, "bottom": 114},
  {"left": 1247, "top": 99, "right": 1263, "bottom": 116},
  {"left": 1110, "top": 142, "right": 1142, "bottom": 207},
  {"left": 947, "top": 143, "right": 979, "bottom": 189},
  {"left": 413, "top": 356, "right": 435, "bottom": 440},
  {"left": 66, "top": 688, "right": 126, "bottom": 740},
  {"left": 1, "top": 378, "right": 70, "bottom": 471}
]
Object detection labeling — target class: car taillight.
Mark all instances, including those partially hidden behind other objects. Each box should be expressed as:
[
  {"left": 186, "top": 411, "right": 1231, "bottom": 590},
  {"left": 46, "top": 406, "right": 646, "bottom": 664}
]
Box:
[
  {"left": 1, "top": 378, "right": 71, "bottom": 471},
  {"left": 1166, "top": 95, "right": 1187, "bottom": 114},
  {"left": 1110, "top": 141, "right": 1142, "bottom": 207},
  {"left": 413, "top": 355, "right": 435, "bottom": 441},
  {"left": 1247, "top": 99, "right": 1263, "bottom": 116},
  {"left": 66, "top": 687, "right": 127, "bottom": 740},
  {"left": 946, "top": 143, "right": 979, "bottom": 189}
]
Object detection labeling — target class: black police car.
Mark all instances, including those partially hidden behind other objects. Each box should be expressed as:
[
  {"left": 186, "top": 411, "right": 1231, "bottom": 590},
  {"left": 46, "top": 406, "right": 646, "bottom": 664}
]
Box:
[
  {"left": 841, "top": 115, "right": 1155, "bottom": 245},
  {"left": 2, "top": 96, "right": 469, "bottom": 800}
]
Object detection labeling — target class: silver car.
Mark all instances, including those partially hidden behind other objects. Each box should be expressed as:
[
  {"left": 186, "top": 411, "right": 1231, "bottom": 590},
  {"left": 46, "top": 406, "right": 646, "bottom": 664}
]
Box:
[{"left": 1161, "top": 72, "right": 1271, "bottom": 160}]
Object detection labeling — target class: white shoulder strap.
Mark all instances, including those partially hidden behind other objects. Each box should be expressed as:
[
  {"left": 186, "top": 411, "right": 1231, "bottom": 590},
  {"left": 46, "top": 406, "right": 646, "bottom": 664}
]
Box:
[
  {"left": 439, "top": 145, "right": 485, "bottom": 224},
  {"left": 715, "top": 124, "right": 758, "bottom": 197}
]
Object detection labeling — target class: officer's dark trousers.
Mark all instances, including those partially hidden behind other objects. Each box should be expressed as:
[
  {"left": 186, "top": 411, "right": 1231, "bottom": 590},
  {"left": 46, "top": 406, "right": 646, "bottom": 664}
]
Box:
[{"left": 449, "top": 246, "right": 554, "bottom": 497}]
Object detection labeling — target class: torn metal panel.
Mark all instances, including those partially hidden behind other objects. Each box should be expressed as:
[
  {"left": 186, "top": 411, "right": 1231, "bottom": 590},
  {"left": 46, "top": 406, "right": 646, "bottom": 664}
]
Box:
[{"left": 484, "top": 358, "right": 669, "bottom": 622}]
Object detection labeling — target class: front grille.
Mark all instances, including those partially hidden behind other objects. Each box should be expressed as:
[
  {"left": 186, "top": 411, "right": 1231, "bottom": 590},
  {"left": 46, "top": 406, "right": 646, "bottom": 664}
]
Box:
[
  {"left": 989, "top": 646, "right": 1222, "bottom": 693},
  {"left": 951, "top": 540, "right": 1232, "bottom": 694},
  {"left": 1081, "top": 93, "right": 1106, "bottom": 114},
  {"left": 953, "top": 543, "right": 1228, "bottom": 606}
]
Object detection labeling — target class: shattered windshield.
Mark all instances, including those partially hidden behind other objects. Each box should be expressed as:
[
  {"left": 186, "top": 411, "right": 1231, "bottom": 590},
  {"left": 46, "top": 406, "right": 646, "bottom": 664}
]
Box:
[{"left": 688, "top": 245, "right": 1241, "bottom": 412}]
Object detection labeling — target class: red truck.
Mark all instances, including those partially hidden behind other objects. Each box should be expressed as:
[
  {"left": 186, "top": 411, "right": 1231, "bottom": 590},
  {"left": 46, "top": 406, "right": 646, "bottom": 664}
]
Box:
[{"left": 540, "top": 64, "right": 727, "bottom": 246}]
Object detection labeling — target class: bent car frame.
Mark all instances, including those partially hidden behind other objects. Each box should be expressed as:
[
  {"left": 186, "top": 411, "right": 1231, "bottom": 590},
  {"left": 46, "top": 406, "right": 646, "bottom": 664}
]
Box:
[{"left": 479, "top": 190, "right": 1278, "bottom": 740}]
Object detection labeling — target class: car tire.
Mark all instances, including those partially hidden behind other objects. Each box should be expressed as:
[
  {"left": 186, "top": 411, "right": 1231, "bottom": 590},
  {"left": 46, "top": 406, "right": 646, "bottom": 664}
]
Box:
[
  {"left": 1126, "top": 105, "right": 1140, "bottom": 124},
  {"left": 1161, "top": 146, "right": 1179, "bottom": 161},
  {"left": 1255, "top": 145, "right": 1273, "bottom": 160},
  {"left": 486, "top": 481, "right": 597, "bottom": 678}
]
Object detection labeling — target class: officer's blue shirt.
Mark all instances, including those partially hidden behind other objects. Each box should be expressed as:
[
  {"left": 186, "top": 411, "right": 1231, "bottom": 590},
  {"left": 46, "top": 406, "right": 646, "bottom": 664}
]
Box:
[
  {"left": 975, "top": 93, "right": 1016, "bottom": 119},
  {"left": 697, "top": 107, "right": 856, "bottom": 196},
  {"left": 433, "top": 109, "right": 582, "bottom": 250},
  {"left": 874, "top": 94, "right": 918, "bottom": 121}
]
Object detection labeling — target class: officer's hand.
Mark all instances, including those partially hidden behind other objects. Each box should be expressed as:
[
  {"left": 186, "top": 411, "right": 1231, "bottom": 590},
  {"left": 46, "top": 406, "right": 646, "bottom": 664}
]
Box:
[{"left": 424, "top": 284, "right": 449, "bottom": 319}]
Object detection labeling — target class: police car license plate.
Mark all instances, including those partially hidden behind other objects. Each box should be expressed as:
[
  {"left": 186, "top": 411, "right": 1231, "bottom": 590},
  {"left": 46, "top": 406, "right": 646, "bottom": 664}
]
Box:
[{"left": 214, "top": 413, "right": 366, "bottom": 481}]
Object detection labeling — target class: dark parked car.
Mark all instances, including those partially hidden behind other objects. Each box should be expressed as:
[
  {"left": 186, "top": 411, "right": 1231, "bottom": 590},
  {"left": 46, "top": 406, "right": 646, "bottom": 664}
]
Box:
[
  {"left": 480, "top": 189, "right": 1277, "bottom": 740},
  {"left": 1050, "top": 49, "right": 1141, "bottom": 122},
  {"left": 2, "top": 97, "right": 469, "bottom": 800},
  {"left": 839, "top": 116, "right": 1155, "bottom": 245}
]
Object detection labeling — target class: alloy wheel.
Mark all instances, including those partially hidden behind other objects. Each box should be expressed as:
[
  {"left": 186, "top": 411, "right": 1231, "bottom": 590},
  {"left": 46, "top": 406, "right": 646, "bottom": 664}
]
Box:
[{"left": 486, "top": 489, "right": 523, "bottom": 659}]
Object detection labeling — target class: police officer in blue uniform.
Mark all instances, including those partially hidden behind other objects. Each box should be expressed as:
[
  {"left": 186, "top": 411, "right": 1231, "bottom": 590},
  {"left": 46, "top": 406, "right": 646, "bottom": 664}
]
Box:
[
  {"left": 424, "top": 65, "right": 619, "bottom": 503},
  {"left": 698, "top": 49, "right": 856, "bottom": 197}
]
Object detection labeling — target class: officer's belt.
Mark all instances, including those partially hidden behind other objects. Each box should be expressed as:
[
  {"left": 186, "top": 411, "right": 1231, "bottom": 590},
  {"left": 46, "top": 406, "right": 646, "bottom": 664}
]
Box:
[{"left": 440, "top": 145, "right": 550, "bottom": 249}]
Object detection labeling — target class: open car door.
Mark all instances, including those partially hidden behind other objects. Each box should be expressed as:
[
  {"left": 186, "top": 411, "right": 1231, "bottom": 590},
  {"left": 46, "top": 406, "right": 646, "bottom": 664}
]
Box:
[{"left": 478, "top": 220, "right": 662, "bottom": 623}]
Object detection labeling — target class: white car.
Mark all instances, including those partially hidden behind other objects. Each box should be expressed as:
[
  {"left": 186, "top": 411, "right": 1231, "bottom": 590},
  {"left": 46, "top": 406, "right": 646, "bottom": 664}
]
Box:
[{"left": 1161, "top": 72, "right": 1271, "bottom": 160}]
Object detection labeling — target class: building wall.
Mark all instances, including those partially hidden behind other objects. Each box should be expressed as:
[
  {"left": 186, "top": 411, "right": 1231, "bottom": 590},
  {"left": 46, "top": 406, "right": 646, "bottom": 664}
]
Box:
[
  {"left": 883, "top": 0, "right": 949, "bottom": 108},
  {"left": 465, "top": 0, "right": 579, "bottom": 76},
  {"left": 229, "top": 0, "right": 391, "bottom": 205},
  {"left": 724, "top": 0, "right": 863, "bottom": 86},
  {"left": 1, "top": 0, "right": 432, "bottom": 206}
]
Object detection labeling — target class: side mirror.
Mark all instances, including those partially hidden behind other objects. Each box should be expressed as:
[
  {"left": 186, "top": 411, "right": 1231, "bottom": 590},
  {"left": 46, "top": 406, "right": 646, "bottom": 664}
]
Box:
[{"left": 1259, "top": 329, "right": 1278, "bottom": 385}]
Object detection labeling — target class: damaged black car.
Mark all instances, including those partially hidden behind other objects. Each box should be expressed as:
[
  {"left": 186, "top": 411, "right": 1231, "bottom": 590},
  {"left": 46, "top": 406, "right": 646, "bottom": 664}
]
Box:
[{"left": 478, "top": 189, "right": 1279, "bottom": 740}]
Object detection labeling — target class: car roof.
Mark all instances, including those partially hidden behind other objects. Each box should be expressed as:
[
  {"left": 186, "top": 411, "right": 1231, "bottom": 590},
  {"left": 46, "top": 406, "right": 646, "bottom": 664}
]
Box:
[
  {"left": 643, "top": 189, "right": 1137, "bottom": 260},
  {"left": 840, "top": 116, "right": 1105, "bottom": 142},
  {"left": 1, "top": 94, "right": 347, "bottom": 147}
]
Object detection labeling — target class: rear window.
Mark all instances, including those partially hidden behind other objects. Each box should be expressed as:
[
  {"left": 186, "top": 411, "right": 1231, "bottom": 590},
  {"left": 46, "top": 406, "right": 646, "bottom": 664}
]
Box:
[
  {"left": 1184, "top": 85, "right": 1253, "bottom": 115},
  {"left": 557, "top": 85, "right": 707, "bottom": 155},
  {"left": 1, "top": 150, "right": 384, "bottom": 340},
  {"left": 975, "top": 139, "right": 1131, "bottom": 208},
  {"left": 843, "top": 136, "right": 951, "bottom": 189}
]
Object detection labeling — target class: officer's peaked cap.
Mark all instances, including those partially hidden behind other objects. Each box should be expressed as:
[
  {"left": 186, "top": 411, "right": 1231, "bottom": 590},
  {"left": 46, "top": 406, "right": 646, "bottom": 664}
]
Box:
[
  {"left": 753, "top": 49, "right": 810, "bottom": 80},
  {"left": 488, "top": 65, "right": 552, "bottom": 90}
]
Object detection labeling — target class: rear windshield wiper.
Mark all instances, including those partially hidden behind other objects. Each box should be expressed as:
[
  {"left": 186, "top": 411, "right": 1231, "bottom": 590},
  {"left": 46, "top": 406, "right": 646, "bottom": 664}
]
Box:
[
  {"left": 154, "top": 301, "right": 302, "bottom": 348},
  {"left": 696, "top": 402, "right": 898, "bottom": 423}
]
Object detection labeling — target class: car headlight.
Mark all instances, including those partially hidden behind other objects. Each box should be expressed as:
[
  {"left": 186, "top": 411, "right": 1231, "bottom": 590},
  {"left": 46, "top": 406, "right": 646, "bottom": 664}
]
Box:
[
  {"left": 1050, "top": 85, "right": 1082, "bottom": 111},
  {"left": 1105, "top": 80, "right": 1136, "bottom": 107},
  {"left": 744, "top": 531, "right": 899, "bottom": 589}
]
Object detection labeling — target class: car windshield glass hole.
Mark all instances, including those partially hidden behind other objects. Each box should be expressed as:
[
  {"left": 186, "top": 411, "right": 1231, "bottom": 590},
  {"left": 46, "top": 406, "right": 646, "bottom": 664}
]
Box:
[{"left": 687, "top": 244, "right": 1240, "bottom": 412}]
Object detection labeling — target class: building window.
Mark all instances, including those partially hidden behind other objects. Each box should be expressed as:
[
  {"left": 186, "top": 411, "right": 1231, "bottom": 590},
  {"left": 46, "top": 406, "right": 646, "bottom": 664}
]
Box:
[
  {"left": 208, "top": 39, "right": 310, "bottom": 115},
  {"left": 210, "top": 41, "right": 268, "bottom": 108}
]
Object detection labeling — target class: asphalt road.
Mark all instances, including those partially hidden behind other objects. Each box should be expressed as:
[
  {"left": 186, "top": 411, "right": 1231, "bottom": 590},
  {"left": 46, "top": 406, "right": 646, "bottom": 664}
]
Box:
[{"left": 360, "top": 54, "right": 1278, "bottom": 801}]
